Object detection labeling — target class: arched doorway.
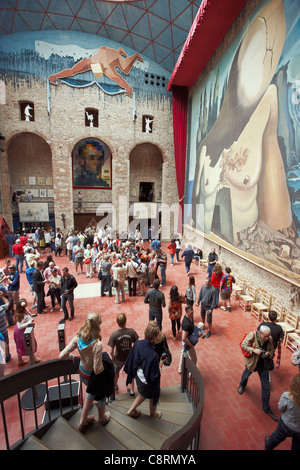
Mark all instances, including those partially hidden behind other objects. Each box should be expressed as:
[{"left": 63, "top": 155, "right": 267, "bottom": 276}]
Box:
[
  {"left": 129, "top": 143, "right": 163, "bottom": 239},
  {"left": 7, "top": 133, "right": 53, "bottom": 232}
]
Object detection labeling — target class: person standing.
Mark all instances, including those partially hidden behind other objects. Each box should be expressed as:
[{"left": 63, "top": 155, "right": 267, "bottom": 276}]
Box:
[
  {"left": 185, "top": 275, "right": 196, "bottom": 306},
  {"left": 73, "top": 240, "right": 85, "bottom": 275},
  {"left": 59, "top": 313, "right": 111, "bottom": 430},
  {"left": 178, "top": 305, "right": 198, "bottom": 374},
  {"left": 181, "top": 245, "right": 194, "bottom": 275},
  {"left": 167, "top": 239, "right": 176, "bottom": 267},
  {"left": 124, "top": 322, "right": 162, "bottom": 419},
  {"left": 12, "top": 239, "right": 24, "bottom": 273},
  {"left": 126, "top": 256, "right": 138, "bottom": 297},
  {"left": 265, "top": 374, "right": 300, "bottom": 450},
  {"left": 207, "top": 248, "right": 218, "bottom": 278},
  {"left": 7, "top": 265, "right": 20, "bottom": 315},
  {"left": 238, "top": 325, "right": 278, "bottom": 421},
  {"left": 219, "top": 267, "right": 236, "bottom": 311},
  {"left": 210, "top": 264, "right": 223, "bottom": 308},
  {"left": 112, "top": 259, "right": 126, "bottom": 304},
  {"left": 157, "top": 250, "right": 167, "bottom": 286},
  {"left": 60, "top": 267, "right": 78, "bottom": 321},
  {"left": 32, "top": 261, "right": 47, "bottom": 314},
  {"left": 5, "top": 231, "right": 15, "bottom": 258},
  {"left": 196, "top": 277, "right": 217, "bottom": 338},
  {"left": 148, "top": 253, "right": 158, "bottom": 287},
  {"left": 168, "top": 286, "right": 186, "bottom": 340},
  {"left": 48, "top": 268, "right": 62, "bottom": 312},
  {"left": 100, "top": 254, "right": 113, "bottom": 297},
  {"left": 108, "top": 313, "right": 139, "bottom": 395},
  {"left": 144, "top": 279, "right": 166, "bottom": 330}
]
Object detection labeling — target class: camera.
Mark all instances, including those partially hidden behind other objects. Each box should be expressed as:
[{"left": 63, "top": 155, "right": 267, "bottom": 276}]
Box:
[
  {"left": 260, "top": 350, "right": 268, "bottom": 359},
  {"left": 161, "top": 352, "right": 167, "bottom": 359}
]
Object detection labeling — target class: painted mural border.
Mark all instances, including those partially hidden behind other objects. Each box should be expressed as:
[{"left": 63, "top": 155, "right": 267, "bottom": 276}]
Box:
[{"left": 183, "top": 224, "right": 300, "bottom": 288}]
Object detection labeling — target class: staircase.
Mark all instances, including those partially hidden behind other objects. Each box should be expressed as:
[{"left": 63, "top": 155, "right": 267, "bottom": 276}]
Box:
[{"left": 18, "top": 385, "right": 193, "bottom": 450}]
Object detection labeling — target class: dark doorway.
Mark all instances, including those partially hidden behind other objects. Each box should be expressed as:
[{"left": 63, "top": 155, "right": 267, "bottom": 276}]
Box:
[{"left": 139, "top": 182, "right": 153, "bottom": 202}]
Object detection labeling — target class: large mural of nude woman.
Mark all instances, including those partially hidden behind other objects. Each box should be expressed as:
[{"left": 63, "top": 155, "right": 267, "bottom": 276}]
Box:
[{"left": 189, "top": 0, "right": 300, "bottom": 278}]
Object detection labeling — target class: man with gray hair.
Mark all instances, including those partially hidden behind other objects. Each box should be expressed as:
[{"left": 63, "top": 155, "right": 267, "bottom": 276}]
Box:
[{"left": 238, "top": 325, "right": 278, "bottom": 421}]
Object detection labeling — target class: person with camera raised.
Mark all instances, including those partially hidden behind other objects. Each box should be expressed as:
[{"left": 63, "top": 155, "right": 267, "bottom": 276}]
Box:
[{"left": 238, "top": 325, "right": 278, "bottom": 421}]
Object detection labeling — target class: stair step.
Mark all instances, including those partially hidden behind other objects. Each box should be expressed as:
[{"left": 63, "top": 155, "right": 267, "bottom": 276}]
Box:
[
  {"left": 107, "top": 406, "right": 167, "bottom": 449},
  {"left": 108, "top": 401, "right": 182, "bottom": 437},
  {"left": 115, "top": 385, "right": 191, "bottom": 404},
  {"left": 68, "top": 408, "right": 126, "bottom": 450},
  {"left": 109, "top": 399, "right": 193, "bottom": 427},
  {"left": 20, "top": 435, "right": 51, "bottom": 450},
  {"left": 41, "top": 416, "right": 97, "bottom": 450},
  {"left": 111, "top": 397, "right": 193, "bottom": 416}
]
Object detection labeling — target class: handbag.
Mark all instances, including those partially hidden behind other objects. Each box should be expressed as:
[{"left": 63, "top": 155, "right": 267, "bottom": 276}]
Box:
[
  {"left": 84, "top": 258, "right": 91, "bottom": 264},
  {"left": 98, "top": 270, "right": 102, "bottom": 280},
  {"left": 240, "top": 332, "right": 255, "bottom": 358},
  {"left": 162, "top": 335, "right": 172, "bottom": 366},
  {"left": 111, "top": 279, "right": 118, "bottom": 288},
  {"left": 263, "top": 356, "right": 274, "bottom": 371}
]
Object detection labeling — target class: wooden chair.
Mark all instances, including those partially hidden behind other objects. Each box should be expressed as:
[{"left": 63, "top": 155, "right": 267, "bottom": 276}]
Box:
[
  {"left": 250, "top": 291, "right": 272, "bottom": 321},
  {"left": 277, "top": 310, "right": 299, "bottom": 346},
  {"left": 239, "top": 285, "right": 258, "bottom": 312},
  {"left": 261, "top": 303, "right": 285, "bottom": 323},
  {"left": 232, "top": 279, "right": 245, "bottom": 301},
  {"left": 285, "top": 331, "right": 300, "bottom": 353}
]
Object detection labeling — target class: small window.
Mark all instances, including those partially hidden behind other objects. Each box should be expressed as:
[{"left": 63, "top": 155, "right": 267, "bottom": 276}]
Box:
[
  {"left": 85, "top": 108, "right": 98, "bottom": 127},
  {"left": 142, "top": 115, "right": 153, "bottom": 133},
  {"left": 20, "top": 101, "right": 34, "bottom": 121}
]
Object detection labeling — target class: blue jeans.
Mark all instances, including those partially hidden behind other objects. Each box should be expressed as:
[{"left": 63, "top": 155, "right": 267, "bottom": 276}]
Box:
[
  {"left": 15, "top": 255, "right": 24, "bottom": 273},
  {"left": 185, "top": 262, "right": 191, "bottom": 274},
  {"left": 149, "top": 310, "right": 162, "bottom": 330},
  {"left": 170, "top": 254, "right": 175, "bottom": 265},
  {"left": 240, "top": 363, "right": 270, "bottom": 412},
  {"left": 61, "top": 292, "right": 74, "bottom": 319},
  {"left": 160, "top": 265, "right": 166, "bottom": 285}
]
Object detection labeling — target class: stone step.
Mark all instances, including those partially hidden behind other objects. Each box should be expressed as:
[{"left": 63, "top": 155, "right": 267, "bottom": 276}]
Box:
[
  {"left": 19, "top": 435, "right": 52, "bottom": 450},
  {"left": 68, "top": 408, "right": 127, "bottom": 450},
  {"left": 40, "top": 416, "right": 97, "bottom": 450}
]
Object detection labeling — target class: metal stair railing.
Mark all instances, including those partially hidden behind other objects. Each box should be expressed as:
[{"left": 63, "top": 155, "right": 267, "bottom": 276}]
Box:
[
  {"left": 0, "top": 358, "right": 81, "bottom": 450},
  {"left": 160, "top": 357, "right": 204, "bottom": 450}
]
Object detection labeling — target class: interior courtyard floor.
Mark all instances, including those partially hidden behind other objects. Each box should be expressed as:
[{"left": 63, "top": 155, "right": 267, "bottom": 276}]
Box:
[{"left": 0, "top": 241, "right": 297, "bottom": 451}]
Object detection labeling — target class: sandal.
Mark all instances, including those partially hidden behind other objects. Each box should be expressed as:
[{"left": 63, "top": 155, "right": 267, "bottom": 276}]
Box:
[
  {"left": 98, "top": 412, "right": 111, "bottom": 426},
  {"left": 77, "top": 415, "right": 94, "bottom": 432},
  {"left": 127, "top": 409, "right": 141, "bottom": 418}
]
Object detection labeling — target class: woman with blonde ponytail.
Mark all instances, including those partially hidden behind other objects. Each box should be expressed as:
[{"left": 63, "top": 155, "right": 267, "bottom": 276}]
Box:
[{"left": 59, "top": 312, "right": 111, "bottom": 431}]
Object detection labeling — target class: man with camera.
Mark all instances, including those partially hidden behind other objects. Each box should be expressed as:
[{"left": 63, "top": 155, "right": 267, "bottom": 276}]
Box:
[{"left": 238, "top": 325, "right": 278, "bottom": 421}]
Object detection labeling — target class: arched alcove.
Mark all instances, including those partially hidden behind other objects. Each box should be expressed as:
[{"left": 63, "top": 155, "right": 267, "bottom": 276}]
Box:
[
  {"left": 129, "top": 143, "right": 163, "bottom": 203},
  {"left": 7, "top": 132, "right": 53, "bottom": 231}
]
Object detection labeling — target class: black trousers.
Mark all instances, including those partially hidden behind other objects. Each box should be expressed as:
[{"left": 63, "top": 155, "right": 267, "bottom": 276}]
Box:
[{"left": 36, "top": 290, "right": 46, "bottom": 314}]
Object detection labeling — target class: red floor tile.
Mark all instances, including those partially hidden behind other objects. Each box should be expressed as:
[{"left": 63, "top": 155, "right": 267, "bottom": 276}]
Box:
[{"left": 0, "top": 242, "right": 296, "bottom": 450}]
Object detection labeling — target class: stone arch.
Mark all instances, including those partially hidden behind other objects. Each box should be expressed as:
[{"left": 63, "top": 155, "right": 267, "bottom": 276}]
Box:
[
  {"left": 6, "top": 132, "right": 53, "bottom": 231},
  {"left": 129, "top": 142, "right": 163, "bottom": 203}
]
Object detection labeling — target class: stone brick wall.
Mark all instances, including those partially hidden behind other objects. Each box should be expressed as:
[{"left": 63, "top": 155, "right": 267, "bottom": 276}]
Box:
[{"left": 0, "top": 77, "right": 178, "bottom": 238}]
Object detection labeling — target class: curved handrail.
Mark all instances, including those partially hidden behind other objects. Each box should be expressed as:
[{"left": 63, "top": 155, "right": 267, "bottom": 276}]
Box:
[
  {"left": 0, "top": 357, "right": 204, "bottom": 451},
  {"left": 160, "top": 357, "right": 204, "bottom": 450}
]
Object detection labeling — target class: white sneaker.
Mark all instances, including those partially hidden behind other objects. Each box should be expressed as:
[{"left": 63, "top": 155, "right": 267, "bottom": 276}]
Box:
[
  {"left": 221, "top": 306, "right": 227, "bottom": 311},
  {"left": 50, "top": 309, "right": 54, "bottom": 312}
]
